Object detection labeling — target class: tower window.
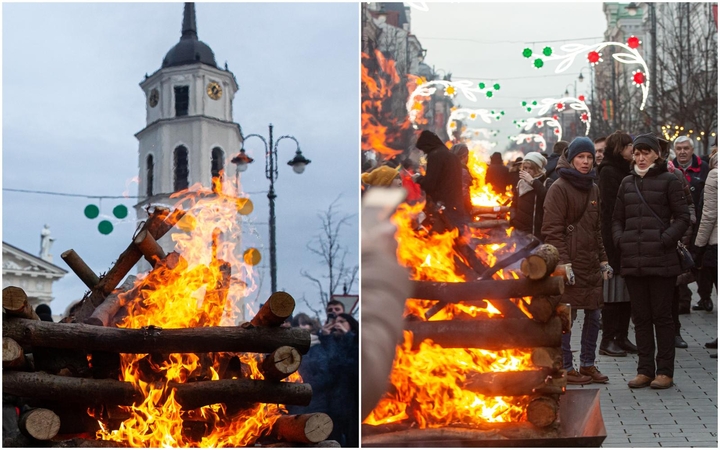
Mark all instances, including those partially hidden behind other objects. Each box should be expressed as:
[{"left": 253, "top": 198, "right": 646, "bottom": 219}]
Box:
[
  {"left": 174, "top": 85, "right": 189, "bottom": 116},
  {"left": 174, "top": 146, "right": 189, "bottom": 191},
  {"left": 211, "top": 147, "right": 224, "bottom": 179},
  {"left": 146, "top": 154, "right": 154, "bottom": 197}
]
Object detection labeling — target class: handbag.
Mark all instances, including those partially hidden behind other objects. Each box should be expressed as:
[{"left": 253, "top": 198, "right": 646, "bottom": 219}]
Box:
[{"left": 633, "top": 178, "right": 694, "bottom": 271}]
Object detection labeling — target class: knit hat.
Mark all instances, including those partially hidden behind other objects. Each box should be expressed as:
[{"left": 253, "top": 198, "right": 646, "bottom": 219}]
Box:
[
  {"left": 415, "top": 130, "right": 446, "bottom": 152},
  {"left": 567, "top": 137, "right": 596, "bottom": 162},
  {"left": 523, "top": 152, "right": 548, "bottom": 170},
  {"left": 633, "top": 133, "right": 661, "bottom": 154},
  {"left": 361, "top": 165, "right": 400, "bottom": 187}
]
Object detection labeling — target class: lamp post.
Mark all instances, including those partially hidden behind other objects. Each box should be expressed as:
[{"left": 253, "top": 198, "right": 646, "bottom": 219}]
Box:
[
  {"left": 626, "top": 2, "right": 658, "bottom": 131},
  {"left": 578, "top": 66, "right": 595, "bottom": 134},
  {"left": 564, "top": 82, "right": 577, "bottom": 138},
  {"left": 231, "top": 124, "right": 311, "bottom": 294}
]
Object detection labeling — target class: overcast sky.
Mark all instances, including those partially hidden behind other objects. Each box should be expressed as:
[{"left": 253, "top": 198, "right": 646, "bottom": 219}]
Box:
[
  {"left": 410, "top": 2, "right": 609, "bottom": 151},
  {"left": 2, "top": 2, "right": 359, "bottom": 319}
]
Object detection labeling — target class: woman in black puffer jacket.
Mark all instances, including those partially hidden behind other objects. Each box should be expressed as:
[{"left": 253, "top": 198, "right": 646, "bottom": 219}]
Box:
[
  {"left": 612, "top": 134, "right": 690, "bottom": 390},
  {"left": 597, "top": 131, "right": 636, "bottom": 357}
]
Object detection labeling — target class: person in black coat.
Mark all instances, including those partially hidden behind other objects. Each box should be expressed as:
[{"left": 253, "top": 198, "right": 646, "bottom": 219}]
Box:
[
  {"left": 545, "top": 140, "right": 569, "bottom": 181},
  {"left": 414, "top": 130, "right": 468, "bottom": 229},
  {"left": 485, "top": 152, "right": 509, "bottom": 195},
  {"left": 597, "top": 131, "right": 636, "bottom": 357},
  {"left": 612, "top": 134, "right": 691, "bottom": 390},
  {"left": 509, "top": 152, "right": 551, "bottom": 240}
]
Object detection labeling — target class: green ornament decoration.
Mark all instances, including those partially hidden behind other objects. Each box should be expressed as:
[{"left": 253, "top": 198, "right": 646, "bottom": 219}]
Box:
[
  {"left": 500, "top": 111, "right": 505, "bottom": 115},
  {"left": 522, "top": 48, "right": 533, "bottom": 58},
  {"left": 533, "top": 58, "right": 544, "bottom": 68},
  {"left": 113, "top": 204, "right": 128, "bottom": 219},
  {"left": 493, "top": 83, "right": 501, "bottom": 90},
  {"left": 98, "top": 220, "right": 114, "bottom": 235},
  {"left": 543, "top": 46, "right": 553, "bottom": 57},
  {"left": 521, "top": 101, "right": 527, "bottom": 106},
  {"left": 84, "top": 204, "right": 100, "bottom": 219},
  {"left": 532, "top": 101, "right": 538, "bottom": 105},
  {"left": 486, "top": 91, "right": 493, "bottom": 98},
  {"left": 478, "top": 82, "right": 486, "bottom": 89}
]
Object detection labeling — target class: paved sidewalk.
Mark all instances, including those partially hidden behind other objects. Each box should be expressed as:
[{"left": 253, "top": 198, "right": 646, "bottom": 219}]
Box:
[{"left": 567, "top": 287, "right": 718, "bottom": 447}]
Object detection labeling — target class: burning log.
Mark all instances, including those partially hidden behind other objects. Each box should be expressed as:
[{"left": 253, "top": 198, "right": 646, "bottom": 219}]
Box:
[
  {"left": 32, "top": 347, "right": 91, "bottom": 378},
  {"left": 19, "top": 408, "right": 61, "bottom": 441},
  {"left": 5, "top": 371, "right": 312, "bottom": 409},
  {"left": 405, "top": 317, "right": 562, "bottom": 350},
  {"left": 478, "top": 236, "right": 540, "bottom": 280},
  {"left": 525, "top": 295, "right": 562, "bottom": 323},
  {"left": 4, "top": 318, "right": 311, "bottom": 355},
  {"left": 263, "top": 441, "right": 341, "bottom": 448},
  {"left": 133, "top": 229, "right": 166, "bottom": 267},
  {"left": 2, "top": 286, "right": 40, "bottom": 320},
  {"left": 520, "top": 244, "right": 560, "bottom": 281},
  {"left": 530, "top": 347, "right": 563, "bottom": 371},
  {"left": 170, "top": 378, "right": 313, "bottom": 410},
  {"left": 261, "top": 346, "right": 302, "bottom": 381},
  {"left": 61, "top": 250, "right": 100, "bottom": 290},
  {"left": 468, "top": 219, "right": 508, "bottom": 229},
  {"left": 270, "top": 413, "right": 333, "bottom": 444},
  {"left": 3, "top": 337, "right": 26, "bottom": 369},
  {"left": 411, "top": 277, "right": 565, "bottom": 302},
  {"left": 84, "top": 276, "right": 137, "bottom": 327},
  {"left": 361, "top": 423, "right": 560, "bottom": 445},
  {"left": 250, "top": 292, "right": 296, "bottom": 327},
  {"left": 551, "top": 264, "right": 572, "bottom": 283},
  {"left": 51, "top": 438, "right": 124, "bottom": 448},
  {"left": 461, "top": 368, "right": 554, "bottom": 397},
  {"left": 472, "top": 205, "right": 510, "bottom": 215},
  {"left": 526, "top": 395, "right": 559, "bottom": 428}
]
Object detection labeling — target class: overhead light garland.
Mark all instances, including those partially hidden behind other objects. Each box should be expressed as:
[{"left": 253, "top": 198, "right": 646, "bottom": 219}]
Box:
[
  {"left": 521, "top": 36, "right": 649, "bottom": 110},
  {"left": 407, "top": 80, "right": 503, "bottom": 129},
  {"left": 508, "top": 133, "right": 547, "bottom": 152},
  {"left": 521, "top": 97, "right": 591, "bottom": 136},
  {"left": 446, "top": 108, "right": 504, "bottom": 139},
  {"left": 513, "top": 116, "right": 563, "bottom": 141},
  {"left": 661, "top": 125, "right": 717, "bottom": 142}
]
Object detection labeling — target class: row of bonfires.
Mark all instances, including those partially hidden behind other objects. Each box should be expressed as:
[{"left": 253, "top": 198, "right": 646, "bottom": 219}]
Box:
[{"left": 3, "top": 201, "right": 337, "bottom": 447}]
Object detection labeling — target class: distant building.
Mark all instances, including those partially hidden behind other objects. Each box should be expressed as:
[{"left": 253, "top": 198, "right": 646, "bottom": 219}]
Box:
[{"left": 2, "top": 241, "right": 67, "bottom": 310}]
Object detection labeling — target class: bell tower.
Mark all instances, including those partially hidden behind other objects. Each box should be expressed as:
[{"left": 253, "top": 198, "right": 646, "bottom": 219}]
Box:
[{"left": 134, "top": 2, "right": 243, "bottom": 260}]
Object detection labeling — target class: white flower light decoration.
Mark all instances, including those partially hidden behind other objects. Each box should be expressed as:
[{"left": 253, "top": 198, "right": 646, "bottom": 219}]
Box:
[
  {"left": 445, "top": 108, "right": 502, "bottom": 139},
  {"left": 407, "top": 80, "right": 486, "bottom": 128},
  {"left": 509, "top": 133, "right": 547, "bottom": 152},
  {"left": 524, "top": 97, "right": 591, "bottom": 136},
  {"left": 515, "top": 116, "right": 563, "bottom": 141}
]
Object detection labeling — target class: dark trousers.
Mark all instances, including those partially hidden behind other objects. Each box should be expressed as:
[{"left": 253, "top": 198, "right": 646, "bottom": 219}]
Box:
[
  {"left": 625, "top": 276, "right": 676, "bottom": 378},
  {"left": 672, "top": 286, "right": 682, "bottom": 335},
  {"left": 677, "top": 283, "right": 693, "bottom": 310},
  {"left": 697, "top": 265, "right": 717, "bottom": 301},
  {"left": 601, "top": 302, "right": 632, "bottom": 341}
]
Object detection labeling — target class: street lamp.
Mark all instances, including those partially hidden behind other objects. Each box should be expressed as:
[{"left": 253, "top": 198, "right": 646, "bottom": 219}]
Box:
[
  {"left": 232, "top": 124, "right": 311, "bottom": 294},
  {"left": 625, "top": 2, "right": 658, "bottom": 131}
]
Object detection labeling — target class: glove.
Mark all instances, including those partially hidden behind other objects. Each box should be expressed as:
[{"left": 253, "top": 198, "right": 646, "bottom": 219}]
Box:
[
  {"left": 564, "top": 264, "right": 576, "bottom": 286},
  {"left": 600, "top": 261, "right": 613, "bottom": 281}
]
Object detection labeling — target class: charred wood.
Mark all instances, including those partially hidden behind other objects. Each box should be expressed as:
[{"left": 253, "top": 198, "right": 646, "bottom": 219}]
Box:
[
  {"left": 525, "top": 295, "right": 562, "bottom": 323},
  {"left": 60, "top": 250, "right": 100, "bottom": 290},
  {"left": 461, "top": 368, "right": 555, "bottom": 396},
  {"left": 170, "top": 378, "right": 313, "bottom": 410},
  {"left": 411, "top": 277, "right": 564, "bottom": 302},
  {"left": 84, "top": 276, "right": 137, "bottom": 327},
  {"left": 526, "top": 395, "right": 559, "bottom": 428}
]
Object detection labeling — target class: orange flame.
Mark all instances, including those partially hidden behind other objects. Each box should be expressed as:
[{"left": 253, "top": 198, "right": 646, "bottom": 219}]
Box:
[{"left": 97, "top": 177, "right": 300, "bottom": 447}]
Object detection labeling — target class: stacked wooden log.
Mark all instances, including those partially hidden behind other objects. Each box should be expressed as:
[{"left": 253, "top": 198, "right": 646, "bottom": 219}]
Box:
[
  {"left": 364, "top": 244, "right": 568, "bottom": 444},
  {"left": 2, "top": 206, "right": 335, "bottom": 447}
]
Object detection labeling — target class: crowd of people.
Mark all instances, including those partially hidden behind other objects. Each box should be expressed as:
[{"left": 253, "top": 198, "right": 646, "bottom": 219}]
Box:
[{"left": 361, "top": 128, "right": 717, "bottom": 393}]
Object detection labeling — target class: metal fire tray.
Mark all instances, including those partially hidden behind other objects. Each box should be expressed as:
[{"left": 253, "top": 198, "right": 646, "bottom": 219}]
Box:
[{"left": 363, "top": 388, "right": 606, "bottom": 447}]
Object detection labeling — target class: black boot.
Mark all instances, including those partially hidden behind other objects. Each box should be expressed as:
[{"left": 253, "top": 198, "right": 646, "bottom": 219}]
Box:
[
  {"left": 674, "top": 335, "right": 688, "bottom": 348},
  {"left": 705, "top": 299, "right": 714, "bottom": 312},
  {"left": 600, "top": 338, "right": 627, "bottom": 357},
  {"left": 617, "top": 336, "right": 638, "bottom": 354},
  {"left": 705, "top": 339, "right": 718, "bottom": 349}
]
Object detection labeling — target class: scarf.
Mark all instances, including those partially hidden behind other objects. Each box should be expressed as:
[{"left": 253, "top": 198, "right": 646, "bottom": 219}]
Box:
[
  {"left": 633, "top": 163, "right": 655, "bottom": 178},
  {"left": 517, "top": 174, "right": 544, "bottom": 197},
  {"left": 557, "top": 167, "right": 596, "bottom": 191}
]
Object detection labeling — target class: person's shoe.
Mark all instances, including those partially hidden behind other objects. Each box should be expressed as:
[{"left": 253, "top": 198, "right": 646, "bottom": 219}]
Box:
[
  {"left": 674, "top": 335, "right": 688, "bottom": 348},
  {"left": 566, "top": 369, "right": 592, "bottom": 385},
  {"left": 627, "top": 374, "right": 653, "bottom": 388},
  {"left": 650, "top": 375, "right": 673, "bottom": 389},
  {"left": 678, "top": 304, "right": 691, "bottom": 314},
  {"left": 579, "top": 365, "right": 609, "bottom": 383},
  {"left": 711, "top": 353, "right": 717, "bottom": 359},
  {"left": 704, "top": 299, "right": 713, "bottom": 312},
  {"left": 692, "top": 302, "right": 706, "bottom": 311},
  {"left": 617, "top": 337, "right": 638, "bottom": 354},
  {"left": 705, "top": 339, "right": 718, "bottom": 349},
  {"left": 599, "top": 339, "right": 627, "bottom": 357}
]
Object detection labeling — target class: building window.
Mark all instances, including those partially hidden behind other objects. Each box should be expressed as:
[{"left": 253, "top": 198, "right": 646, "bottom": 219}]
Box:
[
  {"left": 146, "top": 154, "right": 154, "bottom": 197},
  {"left": 174, "top": 85, "right": 189, "bottom": 116},
  {"left": 211, "top": 147, "right": 224, "bottom": 179},
  {"left": 174, "top": 146, "right": 189, "bottom": 191}
]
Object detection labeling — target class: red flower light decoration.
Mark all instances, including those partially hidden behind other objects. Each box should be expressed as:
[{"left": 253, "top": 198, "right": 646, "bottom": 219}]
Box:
[
  {"left": 581, "top": 113, "right": 589, "bottom": 122},
  {"left": 554, "top": 129, "right": 560, "bottom": 134},
  {"left": 526, "top": 137, "right": 532, "bottom": 143},
  {"left": 537, "top": 121, "right": 543, "bottom": 127},
  {"left": 578, "top": 95, "right": 585, "bottom": 102},
  {"left": 633, "top": 71, "right": 646, "bottom": 86},
  {"left": 553, "top": 115, "right": 559, "bottom": 120},
  {"left": 587, "top": 51, "right": 601, "bottom": 65},
  {"left": 556, "top": 102, "right": 565, "bottom": 111},
  {"left": 627, "top": 35, "right": 641, "bottom": 49}
]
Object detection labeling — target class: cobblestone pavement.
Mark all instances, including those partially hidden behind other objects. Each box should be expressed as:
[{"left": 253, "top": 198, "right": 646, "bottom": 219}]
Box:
[{"left": 567, "top": 287, "right": 718, "bottom": 447}]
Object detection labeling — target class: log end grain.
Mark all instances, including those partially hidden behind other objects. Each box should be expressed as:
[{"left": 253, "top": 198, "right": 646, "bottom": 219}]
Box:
[
  {"left": 268, "top": 292, "right": 295, "bottom": 319},
  {"left": 262, "top": 346, "right": 302, "bottom": 381},
  {"left": 19, "top": 408, "right": 61, "bottom": 441},
  {"left": 526, "top": 396, "right": 558, "bottom": 428},
  {"left": 3, "top": 337, "right": 26, "bottom": 369},
  {"left": 3, "top": 286, "right": 28, "bottom": 311},
  {"left": 273, "top": 413, "right": 333, "bottom": 444}
]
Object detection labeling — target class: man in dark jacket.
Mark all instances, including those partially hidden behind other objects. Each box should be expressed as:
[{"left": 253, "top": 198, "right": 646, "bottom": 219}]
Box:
[
  {"left": 485, "top": 152, "right": 510, "bottom": 195},
  {"left": 545, "top": 140, "right": 569, "bottom": 181},
  {"left": 672, "top": 136, "right": 712, "bottom": 312},
  {"left": 414, "top": 130, "right": 468, "bottom": 229}
]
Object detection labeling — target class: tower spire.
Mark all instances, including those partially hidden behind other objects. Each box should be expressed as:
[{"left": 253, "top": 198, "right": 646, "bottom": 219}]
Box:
[{"left": 181, "top": 2, "right": 198, "bottom": 40}]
